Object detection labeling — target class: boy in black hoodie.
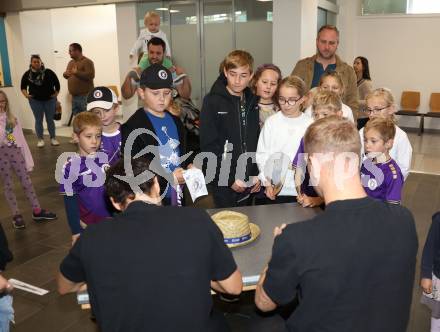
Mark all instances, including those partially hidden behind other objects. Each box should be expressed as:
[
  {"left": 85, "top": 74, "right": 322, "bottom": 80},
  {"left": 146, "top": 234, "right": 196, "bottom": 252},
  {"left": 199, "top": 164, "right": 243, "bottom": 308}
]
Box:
[{"left": 200, "top": 50, "right": 260, "bottom": 208}]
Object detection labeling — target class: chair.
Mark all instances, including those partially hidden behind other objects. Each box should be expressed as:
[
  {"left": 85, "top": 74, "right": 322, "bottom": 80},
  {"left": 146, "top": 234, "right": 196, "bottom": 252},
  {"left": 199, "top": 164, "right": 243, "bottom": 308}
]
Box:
[
  {"left": 396, "top": 91, "right": 423, "bottom": 136},
  {"left": 420, "top": 93, "right": 440, "bottom": 134}
]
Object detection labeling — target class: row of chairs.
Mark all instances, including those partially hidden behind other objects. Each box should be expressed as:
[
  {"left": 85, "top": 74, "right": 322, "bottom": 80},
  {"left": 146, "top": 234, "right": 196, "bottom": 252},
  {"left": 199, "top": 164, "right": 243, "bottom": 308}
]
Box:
[{"left": 397, "top": 91, "right": 440, "bottom": 136}]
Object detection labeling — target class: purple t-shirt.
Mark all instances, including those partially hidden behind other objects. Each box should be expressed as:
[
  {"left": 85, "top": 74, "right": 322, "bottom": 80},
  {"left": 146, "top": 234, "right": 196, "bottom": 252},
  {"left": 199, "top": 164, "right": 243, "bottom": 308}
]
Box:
[
  {"left": 361, "top": 158, "right": 403, "bottom": 204},
  {"left": 292, "top": 138, "right": 318, "bottom": 197},
  {"left": 100, "top": 126, "right": 121, "bottom": 166},
  {"left": 59, "top": 154, "right": 111, "bottom": 224}
]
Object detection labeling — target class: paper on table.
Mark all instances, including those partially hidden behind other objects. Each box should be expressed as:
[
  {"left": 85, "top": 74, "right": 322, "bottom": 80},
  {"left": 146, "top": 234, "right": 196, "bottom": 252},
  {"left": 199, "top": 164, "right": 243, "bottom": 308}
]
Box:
[
  {"left": 8, "top": 278, "right": 49, "bottom": 296},
  {"left": 183, "top": 168, "right": 208, "bottom": 202}
]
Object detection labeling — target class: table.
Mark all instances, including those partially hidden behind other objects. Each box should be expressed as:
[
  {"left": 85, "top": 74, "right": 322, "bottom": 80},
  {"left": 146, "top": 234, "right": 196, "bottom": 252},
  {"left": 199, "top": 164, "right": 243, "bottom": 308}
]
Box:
[
  {"left": 79, "top": 203, "right": 320, "bottom": 307},
  {"left": 207, "top": 203, "right": 320, "bottom": 290}
]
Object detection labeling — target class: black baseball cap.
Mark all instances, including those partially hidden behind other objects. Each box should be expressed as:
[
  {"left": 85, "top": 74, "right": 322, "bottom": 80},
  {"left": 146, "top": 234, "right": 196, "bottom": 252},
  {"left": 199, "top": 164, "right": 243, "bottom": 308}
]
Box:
[
  {"left": 87, "top": 86, "right": 117, "bottom": 111},
  {"left": 140, "top": 64, "right": 173, "bottom": 90}
]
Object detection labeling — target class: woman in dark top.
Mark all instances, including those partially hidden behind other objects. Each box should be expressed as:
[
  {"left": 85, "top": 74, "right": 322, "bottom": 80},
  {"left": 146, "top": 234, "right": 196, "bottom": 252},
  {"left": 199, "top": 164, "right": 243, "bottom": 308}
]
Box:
[
  {"left": 353, "top": 56, "right": 373, "bottom": 129},
  {"left": 21, "top": 55, "right": 60, "bottom": 147}
]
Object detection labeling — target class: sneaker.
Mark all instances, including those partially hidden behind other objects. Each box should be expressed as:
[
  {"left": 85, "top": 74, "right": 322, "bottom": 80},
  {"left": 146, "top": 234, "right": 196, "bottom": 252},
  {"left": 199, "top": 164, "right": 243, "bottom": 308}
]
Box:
[
  {"left": 50, "top": 138, "right": 60, "bottom": 146},
  {"left": 12, "top": 215, "right": 26, "bottom": 229},
  {"left": 32, "top": 209, "right": 57, "bottom": 222},
  {"left": 37, "top": 139, "right": 45, "bottom": 148}
]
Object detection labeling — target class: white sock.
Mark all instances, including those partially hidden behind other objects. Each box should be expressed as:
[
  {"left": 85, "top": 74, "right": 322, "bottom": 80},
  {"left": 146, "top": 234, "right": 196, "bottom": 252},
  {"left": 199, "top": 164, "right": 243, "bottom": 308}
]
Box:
[{"left": 431, "top": 317, "right": 440, "bottom": 332}]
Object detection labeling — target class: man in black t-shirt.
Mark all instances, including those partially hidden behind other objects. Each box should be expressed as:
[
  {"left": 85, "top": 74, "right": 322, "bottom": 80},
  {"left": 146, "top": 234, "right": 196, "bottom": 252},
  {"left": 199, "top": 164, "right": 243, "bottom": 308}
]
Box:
[
  {"left": 255, "top": 117, "right": 418, "bottom": 332},
  {"left": 57, "top": 158, "right": 242, "bottom": 332}
]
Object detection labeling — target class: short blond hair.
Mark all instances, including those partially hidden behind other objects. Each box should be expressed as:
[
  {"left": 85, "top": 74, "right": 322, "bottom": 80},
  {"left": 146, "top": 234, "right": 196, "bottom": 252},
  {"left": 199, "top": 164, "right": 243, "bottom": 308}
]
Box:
[
  {"left": 312, "top": 90, "right": 342, "bottom": 113},
  {"left": 223, "top": 50, "right": 254, "bottom": 74},
  {"left": 72, "top": 112, "right": 102, "bottom": 135},
  {"left": 144, "top": 11, "right": 160, "bottom": 26},
  {"left": 365, "top": 87, "right": 397, "bottom": 120},
  {"left": 364, "top": 117, "right": 396, "bottom": 142},
  {"left": 304, "top": 116, "right": 360, "bottom": 157}
]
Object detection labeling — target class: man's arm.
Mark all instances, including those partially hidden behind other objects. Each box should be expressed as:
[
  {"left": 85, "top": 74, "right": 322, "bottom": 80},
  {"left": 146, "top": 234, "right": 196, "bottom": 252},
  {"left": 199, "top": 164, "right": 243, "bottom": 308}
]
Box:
[
  {"left": 255, "top": 267, "right": 277, "bottom": 312},
  {"left": 211, "top": 269, "right": 242, "bottom": 295},
  {"left": 175, "top": 66, "right": 191, "bottom": 99},
  {"left": 57, "top": 272, "right": 85, "bottom": 295},
  {"left": 343, "top": 67, "right": 359, "bottom": 114},
  {"left": 121, "top": 69, "right": 140, "bottom": 99},
  {"left": 63, "top": 61, "right": 73, "bottom": 79}
]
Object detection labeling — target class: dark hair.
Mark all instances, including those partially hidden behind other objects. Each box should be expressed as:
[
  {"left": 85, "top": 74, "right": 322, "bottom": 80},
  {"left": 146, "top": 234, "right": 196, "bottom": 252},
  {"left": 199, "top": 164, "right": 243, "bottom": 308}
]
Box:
[
  {"left": 147, "top": 37, "right": 166, "bottom": 53},
  {"left": 69, "top": 43, "right": 82, "bottom": 52},
  {"left": 355, "top": 56, "right": 371, "bottom": 80},
  {"left": 105, "top": 157, "right": 156, "bottom": 207},
  {"left": 30, "top": 54, "right": 41, "bottom": 62}
]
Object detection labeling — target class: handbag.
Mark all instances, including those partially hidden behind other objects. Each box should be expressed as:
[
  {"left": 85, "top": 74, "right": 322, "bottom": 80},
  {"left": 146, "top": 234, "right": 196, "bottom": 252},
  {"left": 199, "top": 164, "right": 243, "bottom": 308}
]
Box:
[{"left": 53, "top": 100, "right": 62, "bottom": 120}]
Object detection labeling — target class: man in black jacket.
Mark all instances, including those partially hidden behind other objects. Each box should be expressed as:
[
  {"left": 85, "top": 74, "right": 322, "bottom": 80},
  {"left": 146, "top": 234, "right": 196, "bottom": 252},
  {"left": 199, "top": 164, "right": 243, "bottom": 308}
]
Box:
[
  {"left": 121, "top": 64, "right": 190, "bottom": 206},
  {"left": 21, "top": 54, "right": 60, "bottom": 147},
  {"left": 200, "top": 50, "right": 260, "bottom": 208}
]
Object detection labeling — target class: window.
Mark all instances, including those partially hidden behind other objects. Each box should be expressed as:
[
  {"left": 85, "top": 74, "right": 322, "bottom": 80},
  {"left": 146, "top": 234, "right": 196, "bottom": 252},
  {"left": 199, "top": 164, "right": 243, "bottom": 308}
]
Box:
[
  {"left": 362, "top": 0, "right": 440, "bottom": 15},
  {"left": 0, "top": 15, "right": 12, "bottom": 87}
]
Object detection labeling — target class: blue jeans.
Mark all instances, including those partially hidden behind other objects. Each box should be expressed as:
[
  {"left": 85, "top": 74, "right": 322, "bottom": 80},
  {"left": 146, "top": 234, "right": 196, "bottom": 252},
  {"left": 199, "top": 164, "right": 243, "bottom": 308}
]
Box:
[
  {"left": 72, "top": 95, "right": 87, "bottom": 116},
  {"left": 28, "top": 97, "right": 56, "bottom": 139},
  {"left": 0, "top": 295, "right": 13, "bottom": 332}
]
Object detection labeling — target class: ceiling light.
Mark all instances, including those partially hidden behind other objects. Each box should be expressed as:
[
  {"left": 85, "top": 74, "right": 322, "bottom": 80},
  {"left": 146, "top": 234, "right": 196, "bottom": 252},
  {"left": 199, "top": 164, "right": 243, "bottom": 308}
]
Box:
[
  {"left": 169, "top": 10, "right": 180, "bottom": 13},
  {"left": 156, "top": 7, "right": 168, "bottom": 11}
]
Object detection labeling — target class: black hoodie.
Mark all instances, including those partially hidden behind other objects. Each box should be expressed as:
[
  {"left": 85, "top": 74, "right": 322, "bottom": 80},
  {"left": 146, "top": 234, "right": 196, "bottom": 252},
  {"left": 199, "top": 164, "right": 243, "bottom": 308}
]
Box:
[{"left": 200, "top": 74, "right": 260, "bottom": 187}]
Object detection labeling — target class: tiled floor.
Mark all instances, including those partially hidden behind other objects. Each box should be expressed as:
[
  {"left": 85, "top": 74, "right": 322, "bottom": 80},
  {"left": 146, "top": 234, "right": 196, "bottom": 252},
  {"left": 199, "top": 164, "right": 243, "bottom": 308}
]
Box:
[{"left": 0, "top": 130, "right": 439, "bottom": 331}]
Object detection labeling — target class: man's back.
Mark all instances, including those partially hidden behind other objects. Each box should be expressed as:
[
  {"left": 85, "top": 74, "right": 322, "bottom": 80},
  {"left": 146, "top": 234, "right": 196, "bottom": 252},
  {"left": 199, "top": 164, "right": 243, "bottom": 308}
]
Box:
[
  {"left": 60, "top": 202, "right": 236, "bottom": 332},
  {"left": 263, "top": 197, "right": 417, "bottom": 332}
]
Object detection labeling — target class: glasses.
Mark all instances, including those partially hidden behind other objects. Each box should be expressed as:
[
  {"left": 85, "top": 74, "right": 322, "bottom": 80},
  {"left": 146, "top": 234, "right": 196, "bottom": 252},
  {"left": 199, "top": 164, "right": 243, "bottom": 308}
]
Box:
[
  {"left": 278, "top": 97, "right": 301, "bottom": 106},
  {"left": 367, "top": 106, "right": 388, "bottom": 114}
]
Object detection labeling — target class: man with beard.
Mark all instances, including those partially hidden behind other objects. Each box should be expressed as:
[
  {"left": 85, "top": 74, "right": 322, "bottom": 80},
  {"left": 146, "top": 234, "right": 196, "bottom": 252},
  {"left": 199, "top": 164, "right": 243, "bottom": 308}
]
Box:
[
  {"left": 63, "top": 43, "right": 95, "bottom": 120},
  {"left": 291, "top": 25, "right": 359, "bottom": 118}
]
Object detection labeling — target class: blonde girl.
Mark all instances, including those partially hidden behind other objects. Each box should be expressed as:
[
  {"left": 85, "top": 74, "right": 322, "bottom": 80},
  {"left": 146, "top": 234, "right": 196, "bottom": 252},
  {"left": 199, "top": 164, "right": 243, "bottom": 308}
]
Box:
[
  {"left": 360, "top": 88, "right": 412, "bottom": 179},
  {"left": 250, "top": 64, "right": 282, "bottom": 127},
  {"left": 304, "top": 71, "right": 354, "bottom": 122},
  {"left": 0, "top": 90, "right": 56, "bottom": 229},
  {"left": 256, "top": 75, "right": 313, "bottom": 204}
]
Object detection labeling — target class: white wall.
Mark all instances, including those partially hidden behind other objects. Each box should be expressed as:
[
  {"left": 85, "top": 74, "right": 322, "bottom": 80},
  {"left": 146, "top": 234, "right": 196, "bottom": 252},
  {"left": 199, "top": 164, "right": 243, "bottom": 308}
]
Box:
[
  {"left": 4, "top": 5, "right": 120, "bottom": 130},
  {"left": 337, "top": 0, "right": 440, "bottom": 129},
  {"left": 273, "top": 0, "right": 318, "bottom": 77},
  {"left": 115, "top": 2, "right": 139, "bottom": 121}
]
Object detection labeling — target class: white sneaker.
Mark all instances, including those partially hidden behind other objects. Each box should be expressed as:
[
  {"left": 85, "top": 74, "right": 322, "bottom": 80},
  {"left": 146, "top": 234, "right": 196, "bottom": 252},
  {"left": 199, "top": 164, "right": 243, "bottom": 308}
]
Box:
[
  {"left": 37, "top": 139, "right": 45, "bottom": 148},
  {"left": 50, "top": 138, "right": 60, "bottom": 146}
]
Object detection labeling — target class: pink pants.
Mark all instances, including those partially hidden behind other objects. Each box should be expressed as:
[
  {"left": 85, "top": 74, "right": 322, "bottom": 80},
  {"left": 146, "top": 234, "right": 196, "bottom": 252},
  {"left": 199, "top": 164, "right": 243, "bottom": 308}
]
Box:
[{"left": 0, "top": 145, "right": 40, "bottom": 216}]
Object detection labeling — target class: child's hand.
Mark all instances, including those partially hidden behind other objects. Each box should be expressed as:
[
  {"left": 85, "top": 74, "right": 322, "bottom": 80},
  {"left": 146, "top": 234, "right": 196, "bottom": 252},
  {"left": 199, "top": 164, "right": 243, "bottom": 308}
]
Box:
[
  {"left": 300, "top": 195, "right": 323, "bottom": 208},
  {"left": 421, "top": 278, "right": 433, "bottom": 294},
  {"left": 231, "top": 180, "right": 246, "bottom": 193},
  {"left": 265, "top": 186, "right": 276, "bottom": 200},
  {"left": 173, "top": 168, "right": 185, "bottom": 185}
]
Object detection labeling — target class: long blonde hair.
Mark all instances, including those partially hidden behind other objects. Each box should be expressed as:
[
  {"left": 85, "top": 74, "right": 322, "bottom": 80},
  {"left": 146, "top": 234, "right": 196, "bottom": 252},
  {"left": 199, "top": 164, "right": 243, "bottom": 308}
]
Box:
[{"left": 0, "top": 90, "right": 16, "bottom": 129}]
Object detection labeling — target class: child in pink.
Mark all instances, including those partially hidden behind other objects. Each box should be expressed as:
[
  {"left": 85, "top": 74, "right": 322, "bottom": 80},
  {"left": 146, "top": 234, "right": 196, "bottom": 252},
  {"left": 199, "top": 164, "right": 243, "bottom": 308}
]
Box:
[{"left": 0, "top": 90, "right": 56, "bottom": 229}]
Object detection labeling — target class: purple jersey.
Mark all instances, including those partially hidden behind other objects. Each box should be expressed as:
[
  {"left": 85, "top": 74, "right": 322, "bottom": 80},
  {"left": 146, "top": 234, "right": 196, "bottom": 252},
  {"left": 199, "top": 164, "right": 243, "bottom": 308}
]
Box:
[
  {"left": 100, "top": 126, "right": 121, "bottom": 166},
  {"left": 292, "top": 138, "right": 318, "bottom": 197},
  {"left": 361, "top": 158, "right": 403, "bottom": 204},
  {"left": 59, "top": 154, "right": 111, "bottom": 224}
]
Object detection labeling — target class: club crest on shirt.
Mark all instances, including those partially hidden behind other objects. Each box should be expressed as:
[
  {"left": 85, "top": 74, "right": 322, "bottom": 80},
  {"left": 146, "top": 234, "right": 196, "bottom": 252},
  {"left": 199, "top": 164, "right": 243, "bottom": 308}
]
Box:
[{"left": 367, "top": 178, "right": 378, "bottom": 190}]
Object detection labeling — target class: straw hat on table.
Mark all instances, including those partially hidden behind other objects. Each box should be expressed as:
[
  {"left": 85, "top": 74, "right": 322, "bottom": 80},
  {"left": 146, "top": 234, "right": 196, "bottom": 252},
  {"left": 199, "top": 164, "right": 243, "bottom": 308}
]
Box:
[{"left": 211, "top": 211, "right": 261, "bottom": 248}]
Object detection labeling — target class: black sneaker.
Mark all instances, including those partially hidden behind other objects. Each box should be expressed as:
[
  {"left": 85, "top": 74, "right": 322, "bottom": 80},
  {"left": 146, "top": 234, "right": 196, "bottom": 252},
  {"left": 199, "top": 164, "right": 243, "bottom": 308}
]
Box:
[
  {"left": 12, "top": 215, "right": 26, "bottom": 229},
  {"left": 32, "top": 209, "right": 57, "bottom": 222}
]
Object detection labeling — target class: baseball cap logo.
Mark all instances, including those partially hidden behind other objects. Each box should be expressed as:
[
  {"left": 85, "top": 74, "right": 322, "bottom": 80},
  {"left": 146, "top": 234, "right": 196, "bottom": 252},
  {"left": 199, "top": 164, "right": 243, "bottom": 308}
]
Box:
[
  {"left": 93, "top": 90, "right": 103, "bottom": 98},
  {"left": 158, "top": 70, "right": 168, "bottom": 80}
]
